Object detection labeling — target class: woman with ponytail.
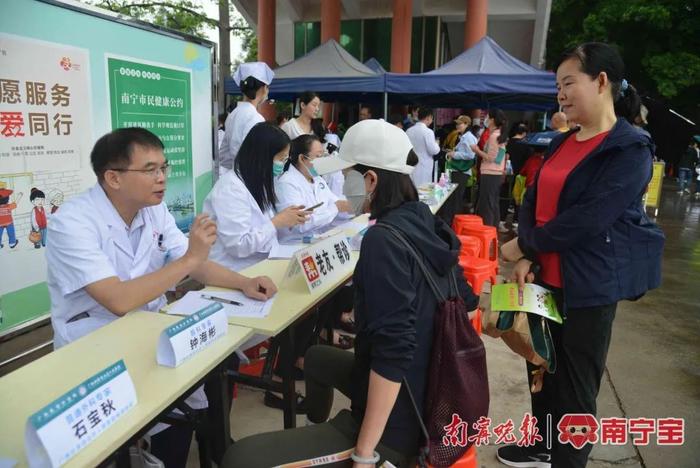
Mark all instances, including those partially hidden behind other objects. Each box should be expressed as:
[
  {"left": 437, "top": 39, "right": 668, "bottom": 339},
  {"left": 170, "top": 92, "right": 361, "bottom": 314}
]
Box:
[{"left": 498, "top": 43, "right": 664, "bottom": 467}]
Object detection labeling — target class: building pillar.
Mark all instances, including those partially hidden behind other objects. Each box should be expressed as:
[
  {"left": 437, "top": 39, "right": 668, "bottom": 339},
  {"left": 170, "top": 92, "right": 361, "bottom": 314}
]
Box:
[
  {"left": 321, "top": 0, "right": 341, "bottom": 43},
  {"left": 257, "top": 0, "right": 276, "bottom": 66},
  {"left": 321, "top": 0, "right": 341, "bottom": 125},
  {"left": 464, "top": 0, "right": 488, "bottom": 50},
  {"left": 390, "top": 0, "right": 412, "bottom": 73},
  {"left": 257, "top": 0, "right": 276, "bottom": 122}
]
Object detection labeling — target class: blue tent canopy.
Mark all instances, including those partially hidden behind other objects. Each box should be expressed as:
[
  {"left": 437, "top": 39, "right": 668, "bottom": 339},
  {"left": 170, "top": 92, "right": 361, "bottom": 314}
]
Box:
[
  {"left": 363, "top": 57, "right": 387, "bottom": 74},
  {"left": 225, "top": 40, "right": 385, "bottom": 101},
  {"left": 385, "top": 36, "right": 557, "bottom": 110}
]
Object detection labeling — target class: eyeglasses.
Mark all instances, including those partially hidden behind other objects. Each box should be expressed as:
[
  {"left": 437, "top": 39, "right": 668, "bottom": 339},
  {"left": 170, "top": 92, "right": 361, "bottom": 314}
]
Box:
[{"left": 109, "top": 162, "right": 171, "bottom": 179}]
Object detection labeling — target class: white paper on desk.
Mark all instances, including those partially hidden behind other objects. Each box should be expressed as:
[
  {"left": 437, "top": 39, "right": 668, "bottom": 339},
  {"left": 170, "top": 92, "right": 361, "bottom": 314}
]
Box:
[
  {"left": 268, "top": 243, "right": 304, "bottom": 259},
  {"left": 167, "top": 291, "right": 274, "bottom": 319}
]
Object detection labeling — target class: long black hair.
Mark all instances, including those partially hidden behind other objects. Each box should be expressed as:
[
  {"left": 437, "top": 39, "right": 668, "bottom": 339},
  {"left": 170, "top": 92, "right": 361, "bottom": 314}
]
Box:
[
  {"left": 234, "top": 122, "right": 290, "bottom": 211},
  {"left": 298, "top": 91, "right": 319, "bottom": 108},
  {"left": 489, "top": 109, "right": 509, "bottom": 144},
  {"left": 556, "top": 42, "right": 640, "bottom": 123},
  {"left": 286, "top": 134, "right": 321, "bottom": 171},
  {"left": 354, "top": 149, "right": 419, "bottom": 219}
]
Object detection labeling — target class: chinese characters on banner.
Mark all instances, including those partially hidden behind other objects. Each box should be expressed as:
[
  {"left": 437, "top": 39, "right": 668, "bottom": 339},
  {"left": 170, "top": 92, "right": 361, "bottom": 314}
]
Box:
[
  {"left": 0, "top": 33, "right": 93, "bottom": 299},
  {"left": 107, "top": 57, "right": 194, "bottom": 232}
]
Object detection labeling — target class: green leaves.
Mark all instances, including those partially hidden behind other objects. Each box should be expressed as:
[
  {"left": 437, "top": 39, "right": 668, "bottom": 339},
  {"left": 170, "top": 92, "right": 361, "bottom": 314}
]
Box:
[{"left": 547, "top": 0, "right": 700, "bottom": 114}]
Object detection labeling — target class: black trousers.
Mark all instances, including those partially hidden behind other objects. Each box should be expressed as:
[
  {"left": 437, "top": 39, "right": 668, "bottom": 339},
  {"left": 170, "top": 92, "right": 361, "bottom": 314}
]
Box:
[
  {"left": 222, "top": 345, "right": 411, "bottom": 467},
  {"left": 476, "top": 174, "right": 502, "bottom": 227},
  {"left": 150, "top": 423, "right": 194, "bottom": 468},
  {"left": 528, "top": 295, "right": 617, "bottom": 468}
]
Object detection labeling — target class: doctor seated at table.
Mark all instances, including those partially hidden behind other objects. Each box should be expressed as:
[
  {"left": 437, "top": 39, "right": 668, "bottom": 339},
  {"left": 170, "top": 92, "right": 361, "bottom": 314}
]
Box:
[
  {"left": 46, "top": 127, "right": 276, "bottom": 466},
  {"left": 203, "top": 122, "right": 310, "bottom": 271},
  {"left": 275, "top": 134, "right": 355, "bottom": 242}
]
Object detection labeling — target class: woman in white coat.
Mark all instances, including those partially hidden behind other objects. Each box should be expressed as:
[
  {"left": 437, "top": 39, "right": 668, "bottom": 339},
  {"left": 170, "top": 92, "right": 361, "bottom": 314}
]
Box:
[
  {"left": 219, "top": 62, "right": 274, "bottom": 175},
  {"left": 275, "top": 134, "right": 354, "bottom": 241},
  {"left": 204, "top": 123, "right": 309, "bottom": 270}
]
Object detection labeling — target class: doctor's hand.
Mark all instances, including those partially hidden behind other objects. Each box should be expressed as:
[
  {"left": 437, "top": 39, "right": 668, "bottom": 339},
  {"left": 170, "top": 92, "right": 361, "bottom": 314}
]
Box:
[
  {"left": 272, "top": 206, "right": 309, "bottom": 229},
  {"left": 185, "top": 214, "right": 217, "bottom": 265},
  {"left": 241, "top": 275, "right": 277, "bottom": 301}
]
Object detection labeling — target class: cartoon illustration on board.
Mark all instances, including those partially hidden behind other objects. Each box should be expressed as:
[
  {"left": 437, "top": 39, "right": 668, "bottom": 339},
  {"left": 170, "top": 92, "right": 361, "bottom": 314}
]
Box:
[
  {"left": 29, "top": 187, "right": 48, "bottom": 249},
  {"left": 0, "top": 181, "right": 22, "bottom": 249},
  {"left": 48, "top": 188, "right": 64, "bottom": 214}
]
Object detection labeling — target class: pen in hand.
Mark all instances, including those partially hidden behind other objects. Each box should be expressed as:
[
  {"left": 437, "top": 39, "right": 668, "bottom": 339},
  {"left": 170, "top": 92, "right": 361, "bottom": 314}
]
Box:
[{"left": 201, "top": 294, "right": 242, "bottom": 306}]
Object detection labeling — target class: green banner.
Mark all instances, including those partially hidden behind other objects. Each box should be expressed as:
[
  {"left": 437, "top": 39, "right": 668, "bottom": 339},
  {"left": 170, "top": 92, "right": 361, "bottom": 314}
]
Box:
[{"left": 107, "top": 57, "right": 194, "bottom": 231}]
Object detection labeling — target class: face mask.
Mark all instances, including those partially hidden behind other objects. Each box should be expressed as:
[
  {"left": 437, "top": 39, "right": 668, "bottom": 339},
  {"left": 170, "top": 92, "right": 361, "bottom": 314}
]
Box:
[
  {"left": 484, "top": 117, "right": 491, "bottom": 127},
  {"left": 303, "top": 156, "right": 319, "bottom": 178},
  {"left": 272, "top": 160, "right": 285, "bottom": 177}
]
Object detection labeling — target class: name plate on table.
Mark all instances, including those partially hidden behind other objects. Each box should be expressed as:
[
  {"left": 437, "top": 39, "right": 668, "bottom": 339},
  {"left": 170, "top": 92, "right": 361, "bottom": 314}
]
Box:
[
  {"left": 290, "top": 234, "right": 353, "bottom": 293},
  {"left": 25, "top": 360, "right": 137, "bottom": 468},
  {"left": 157, "top": 303, "right": 228, "bottom": 367}
]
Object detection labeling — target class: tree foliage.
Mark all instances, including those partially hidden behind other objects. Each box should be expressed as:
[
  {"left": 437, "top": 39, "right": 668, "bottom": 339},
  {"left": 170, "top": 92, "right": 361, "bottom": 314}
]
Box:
[
  {"left": 546, "top": 0, "right": 700, "bottom": 116},
  {"left": 90, "top": 0, "right": 255, "bottom": 63}
]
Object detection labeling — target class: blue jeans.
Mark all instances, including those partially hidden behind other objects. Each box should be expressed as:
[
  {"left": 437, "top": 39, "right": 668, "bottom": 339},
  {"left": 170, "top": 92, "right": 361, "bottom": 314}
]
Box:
[
  {"left": 679, "top": 167, "right": 692, "bottom": 191},
  {"left": 0, "top": 223, "right": 17, "bottom": 246}
]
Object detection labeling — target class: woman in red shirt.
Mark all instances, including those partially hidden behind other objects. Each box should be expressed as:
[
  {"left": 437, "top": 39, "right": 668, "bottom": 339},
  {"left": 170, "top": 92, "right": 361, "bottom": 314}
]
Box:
[{"left": 498, "top": 43, "right": 663, "bottom": 467}]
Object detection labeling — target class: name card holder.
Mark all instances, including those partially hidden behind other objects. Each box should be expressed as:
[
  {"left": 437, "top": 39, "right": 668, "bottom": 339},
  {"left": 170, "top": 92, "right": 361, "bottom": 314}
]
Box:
[
  {"left": 25, "top": 360, "right": 137, "bottom": 467},
  {"left": 157, "top": 303, "right": 228, "bottom": 367},
  {"left": 291, "top": 234, "right": 354, "bottom": 293}
]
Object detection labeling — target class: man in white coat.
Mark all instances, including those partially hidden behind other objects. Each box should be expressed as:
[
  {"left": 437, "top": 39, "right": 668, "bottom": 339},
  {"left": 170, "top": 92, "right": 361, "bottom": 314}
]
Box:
[
  {"left": 46, "top": 127, "right": 277, "bottom": 465},
  {"left": 405, "top": 107, "right": 440, "bottom": 187},
  {"left": 219, "top": 62, "right": 274, "bottom": 175}
]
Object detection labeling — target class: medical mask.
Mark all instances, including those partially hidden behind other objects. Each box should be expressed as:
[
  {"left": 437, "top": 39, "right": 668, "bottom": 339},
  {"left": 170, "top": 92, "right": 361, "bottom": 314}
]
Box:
[
  {"left": 272, "top": 160, "right": 285, "bottom": 177},
  {"left": 484, "top": 117, "right": 491, "bottom": 127},
  {"left": 303, "top": 156, "right": 319, "bottom": 178}
]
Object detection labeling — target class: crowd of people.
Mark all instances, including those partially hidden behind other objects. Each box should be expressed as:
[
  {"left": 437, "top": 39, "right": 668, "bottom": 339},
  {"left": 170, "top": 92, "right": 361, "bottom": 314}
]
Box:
[{"left": 44, "top": 42, "right": 665, "bottom": 468}]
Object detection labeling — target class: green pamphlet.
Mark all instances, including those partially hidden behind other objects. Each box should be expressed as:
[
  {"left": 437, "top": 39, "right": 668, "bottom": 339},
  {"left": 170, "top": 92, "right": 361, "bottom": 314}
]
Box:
[{"left": 490, "top": 283, "right": 563, "bottom": 324}]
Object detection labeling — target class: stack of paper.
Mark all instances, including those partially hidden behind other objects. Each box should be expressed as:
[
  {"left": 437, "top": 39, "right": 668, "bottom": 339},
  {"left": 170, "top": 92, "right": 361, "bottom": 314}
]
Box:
[{"left": 166, "top": 291, "right": 274, "bottom": 319}]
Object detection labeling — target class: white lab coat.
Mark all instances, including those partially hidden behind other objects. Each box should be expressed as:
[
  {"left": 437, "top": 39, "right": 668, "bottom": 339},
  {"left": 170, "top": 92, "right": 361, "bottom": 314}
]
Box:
[
  {"left": 275, "top": 164, "right": 340, "bottom": 241},
  {"left": 406, "top": 122, "right": 440, "bottom": 187},
  {"left": 46, "top": 184, "right": 207, "bottom": 411},
  {"left": 203, "top": 170, "right": 278, "bottom": 271},
  {"left": 219, "top": 102, "right": 264, "bottom": 173}
]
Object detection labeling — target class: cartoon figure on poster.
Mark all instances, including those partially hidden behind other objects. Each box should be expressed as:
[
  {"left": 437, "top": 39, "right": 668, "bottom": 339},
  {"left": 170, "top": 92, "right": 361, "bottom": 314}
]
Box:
[
  {"left": 29, "top": 187, "right": 48, "bottom": 248},
  {"left": 48, "top": 188, "right": 64, "bottom": 214},
  {"left": 0, "top": 182, "right": 22, "bottom": 250}
]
